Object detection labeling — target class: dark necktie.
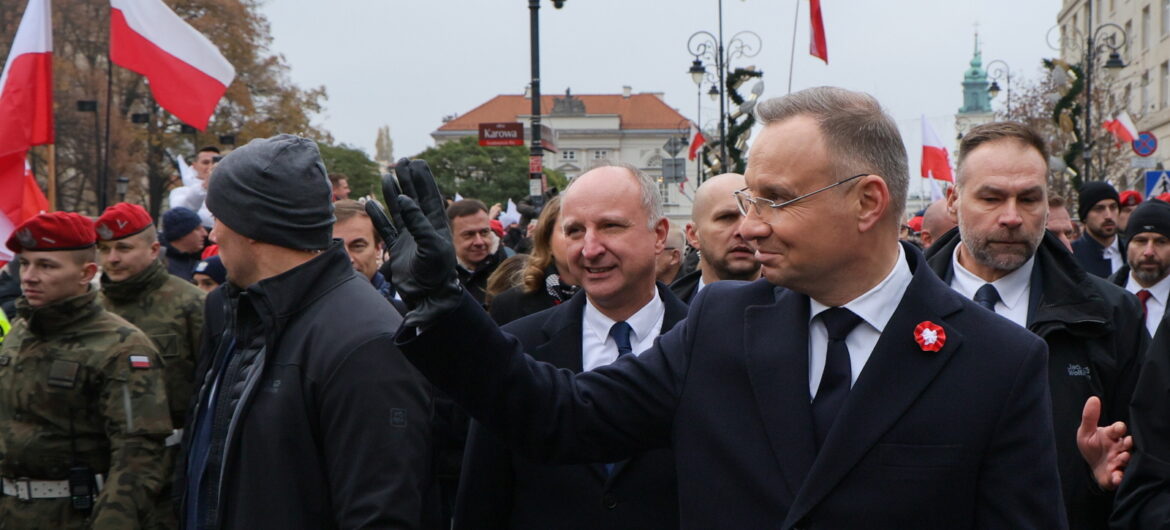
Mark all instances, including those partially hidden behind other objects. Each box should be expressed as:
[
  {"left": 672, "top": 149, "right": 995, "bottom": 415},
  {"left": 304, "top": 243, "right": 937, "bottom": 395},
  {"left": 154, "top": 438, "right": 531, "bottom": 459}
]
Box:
[
  {"left": 812, "top": 307, "right": 863, "bottom": 449},
  {"left": 605, "top": 321, "right": 634, "bottom": 475},
  {"left": 609, "top": 321, "right": 633, "bottom": 357},
  {"left": 1137, "top": 289, "right": 1152, "bottom": 321},
  {"left": 974, "top": 283, "right": 1001, "bottom": 313}
]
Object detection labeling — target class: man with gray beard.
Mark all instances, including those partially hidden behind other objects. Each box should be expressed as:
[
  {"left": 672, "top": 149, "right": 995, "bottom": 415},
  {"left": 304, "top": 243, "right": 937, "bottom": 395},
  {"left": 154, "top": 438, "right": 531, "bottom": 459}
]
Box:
[
  {"left": 1109, "top": 199, "right": 1170, "bottom": 338},
  {"left": 924, "top": 121, "right": 1148, "bottom": 530}
]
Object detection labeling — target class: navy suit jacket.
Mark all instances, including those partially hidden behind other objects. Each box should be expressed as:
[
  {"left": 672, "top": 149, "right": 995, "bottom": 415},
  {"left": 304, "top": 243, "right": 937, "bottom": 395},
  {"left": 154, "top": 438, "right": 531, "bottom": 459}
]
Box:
[
  {"left": 400, "top": 243, "right": 1067, "bottom": 529},
  {"left": 1072, "top": 233, "right": 1123, "bottom": 278},
  {"left": 454, "top": 283, "right": 686, "bottom": 529}
]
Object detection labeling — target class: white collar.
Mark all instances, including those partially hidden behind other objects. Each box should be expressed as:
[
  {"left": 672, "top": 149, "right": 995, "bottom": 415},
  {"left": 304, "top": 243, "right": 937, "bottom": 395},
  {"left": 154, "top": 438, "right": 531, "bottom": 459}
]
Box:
[
  {"left": 583, "top": 286, "right": 664, "bottom": 347},
  {"left": 951, "top": 245, "right": 1035, "bottom": 313},
  {"left": 808, "top": 244, "right": 913, "bottom": 333},
  {"left": 1127, "top": 270, "right": 1170, "bottom": 305}
]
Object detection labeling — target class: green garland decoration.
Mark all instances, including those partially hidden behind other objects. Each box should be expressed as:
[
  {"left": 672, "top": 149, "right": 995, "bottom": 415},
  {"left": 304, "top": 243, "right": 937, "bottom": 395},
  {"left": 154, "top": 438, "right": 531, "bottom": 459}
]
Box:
[{"left": 1043, "top": 58, "right": 1086, "bottom": 189}]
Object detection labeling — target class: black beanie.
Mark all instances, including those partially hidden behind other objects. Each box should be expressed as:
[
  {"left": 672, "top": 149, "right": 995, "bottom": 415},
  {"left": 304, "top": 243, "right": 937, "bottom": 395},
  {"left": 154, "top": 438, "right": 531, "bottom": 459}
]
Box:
[
  {"left": 1077, "top": 181, "right": 1120, "bottom": 221},
  {"left": 162, "top": 207, "right": 201, "bottom": 242},
  {"left": 206, "top": 134, "right": 335, "bottom": 250},
  {"left": 1126, "top": 199, "right": 1170, "bottom": 243}
]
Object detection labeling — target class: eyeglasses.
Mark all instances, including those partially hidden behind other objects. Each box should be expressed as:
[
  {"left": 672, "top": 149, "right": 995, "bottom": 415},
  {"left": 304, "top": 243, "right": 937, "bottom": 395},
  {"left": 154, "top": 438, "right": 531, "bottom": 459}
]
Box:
[{"left": 734, "top": 173, "right": 867, "bottom": 222}]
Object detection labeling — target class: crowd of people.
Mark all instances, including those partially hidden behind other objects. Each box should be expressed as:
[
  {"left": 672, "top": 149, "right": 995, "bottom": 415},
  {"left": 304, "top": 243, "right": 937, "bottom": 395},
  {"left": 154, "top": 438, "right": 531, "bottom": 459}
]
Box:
[{"left": 1, "top": 86, "right": 1170, "bottom": 529}]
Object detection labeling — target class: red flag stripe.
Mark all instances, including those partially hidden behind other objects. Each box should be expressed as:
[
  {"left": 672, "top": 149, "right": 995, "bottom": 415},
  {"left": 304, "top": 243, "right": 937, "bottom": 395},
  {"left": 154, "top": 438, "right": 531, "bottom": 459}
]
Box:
[
  {"left": 109, "top": 7, "right": 229, "bottom": 130},
  {"left": 809, "top": 0, "right": 828, "bottom": 64},
  {"left": 0, "top": 52, "right": 53, "bottom": 157}
]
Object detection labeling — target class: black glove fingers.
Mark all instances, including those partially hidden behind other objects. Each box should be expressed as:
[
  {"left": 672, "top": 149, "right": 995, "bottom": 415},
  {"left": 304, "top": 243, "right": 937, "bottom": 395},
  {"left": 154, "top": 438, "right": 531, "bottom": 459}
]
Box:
[
  {"left": 363, "top": 200, "right": 399, "bottom": 247},
  {"left": 396, "top": 158, "right": 421, "bottom": 201}
]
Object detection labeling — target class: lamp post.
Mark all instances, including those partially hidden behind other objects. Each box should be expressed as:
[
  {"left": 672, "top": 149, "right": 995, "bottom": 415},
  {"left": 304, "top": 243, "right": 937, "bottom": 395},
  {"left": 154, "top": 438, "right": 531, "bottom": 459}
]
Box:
[
  {"left": 686, "top": 10, "right": 761, "bottom": 176},
  {"left": 688, "top": 58, "right": 719, "bottom": 182},
  {"left": 116, "top": 176, "right": 129, "bottom": 202},
  {"left": 1080, "top": 8, "right": 1128, "bottom": 182},
  {"left": 527, "top": 0, "right": 566, "bottom": 207},
  {"left": 985, "top": 59, "right": 1012, "bottom": 115}
]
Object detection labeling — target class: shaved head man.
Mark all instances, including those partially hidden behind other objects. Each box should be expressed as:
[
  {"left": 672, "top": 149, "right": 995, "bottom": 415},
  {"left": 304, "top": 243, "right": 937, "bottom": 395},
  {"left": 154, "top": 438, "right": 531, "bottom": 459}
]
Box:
[
  {"left": 919, "top": 199, "right": 956, "bottom": 249},
  {"left": 672, "top": 173, "right": 760, "bottom": 303}
]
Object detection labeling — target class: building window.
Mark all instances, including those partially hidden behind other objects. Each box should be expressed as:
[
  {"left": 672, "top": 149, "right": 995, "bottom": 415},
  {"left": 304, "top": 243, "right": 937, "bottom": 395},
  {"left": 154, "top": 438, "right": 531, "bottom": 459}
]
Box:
[
  {"left": 658, "top": 180, "right": 671, "bottom": 201},
  {"left": 1162, "top": 62, "right": 1170, "bottom": 108},
  {"left": 1144, "top": 6, "right": 1151, "bottom": 49},
  {"left": 1126, "top": 20, "right": 1134, "bottom": 59},
  {"left": 561, "top": 150, "right": 576, "bottom": 161},
  {"left": 1164, "top": 0, "right": 1170, "bottom": 36},
  {"left": 1143, "top": 71, "right": 1151, "bottom": 110},
  {"left": 593, "top": 150, "right": 608, "bottom": 160}
]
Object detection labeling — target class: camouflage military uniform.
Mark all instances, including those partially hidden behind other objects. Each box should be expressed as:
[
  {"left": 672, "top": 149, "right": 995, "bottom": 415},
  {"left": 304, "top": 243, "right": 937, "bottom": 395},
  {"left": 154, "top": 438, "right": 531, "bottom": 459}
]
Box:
[
  {"left": 100, "top": 258, "right": 204, "bottom": 530},
  {"left": 0, "top": 288, "right": 172, "bottom": 530}
]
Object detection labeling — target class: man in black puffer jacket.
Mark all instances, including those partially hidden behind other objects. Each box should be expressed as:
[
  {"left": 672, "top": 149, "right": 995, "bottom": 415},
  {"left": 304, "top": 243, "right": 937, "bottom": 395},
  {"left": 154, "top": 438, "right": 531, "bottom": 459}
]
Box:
[{"left": 177, "top": 134, "right": 432, "bottom": 529}]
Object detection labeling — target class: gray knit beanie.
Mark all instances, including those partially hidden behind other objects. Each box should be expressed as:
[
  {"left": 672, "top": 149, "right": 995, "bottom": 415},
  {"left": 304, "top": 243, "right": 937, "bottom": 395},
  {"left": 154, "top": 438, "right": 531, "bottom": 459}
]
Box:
[{"left": 206, "top": 134, "right": 335, "bottom": 250}]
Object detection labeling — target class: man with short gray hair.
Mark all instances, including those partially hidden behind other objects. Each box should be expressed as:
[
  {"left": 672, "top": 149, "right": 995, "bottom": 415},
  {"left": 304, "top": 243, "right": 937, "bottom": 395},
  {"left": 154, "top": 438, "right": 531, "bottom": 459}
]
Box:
[
  {"left": 382, "top": 87, "right": 1066, "bottom": 527},
  {"left": 925, "top": 120, "right": 1146, "bottom": 530}
]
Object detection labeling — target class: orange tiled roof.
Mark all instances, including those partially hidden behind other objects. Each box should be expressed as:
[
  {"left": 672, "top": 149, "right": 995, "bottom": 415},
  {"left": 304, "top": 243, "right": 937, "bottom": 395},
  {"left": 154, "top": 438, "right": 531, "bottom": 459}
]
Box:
[{"left": 436, "top": 93, "right": 689, "bottom": 132}]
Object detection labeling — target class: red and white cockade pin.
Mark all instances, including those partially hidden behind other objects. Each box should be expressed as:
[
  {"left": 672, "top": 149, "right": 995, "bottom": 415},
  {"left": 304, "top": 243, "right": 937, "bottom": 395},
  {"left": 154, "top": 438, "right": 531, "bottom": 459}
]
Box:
[{"left": 914, "top": 321, "right": 946, "bottom": 352}]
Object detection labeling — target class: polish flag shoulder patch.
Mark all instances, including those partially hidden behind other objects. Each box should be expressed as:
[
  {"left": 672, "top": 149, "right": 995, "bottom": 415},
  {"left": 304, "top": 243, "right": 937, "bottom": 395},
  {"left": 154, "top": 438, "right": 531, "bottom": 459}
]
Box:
[{"left": 129, "top": 355, "right": 152, "bottom": 369}]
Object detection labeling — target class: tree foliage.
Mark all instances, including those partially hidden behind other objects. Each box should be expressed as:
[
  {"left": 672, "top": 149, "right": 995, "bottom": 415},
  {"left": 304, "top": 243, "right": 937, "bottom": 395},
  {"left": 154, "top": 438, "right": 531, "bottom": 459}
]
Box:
[
  {"left": 414, "top": 136, "right": 533, "bottom": 205},
  {"left": 318, "top": 142, "right": 380, "bottom": 199},
  {"left": 0, "top": 0, "right": 330, "bottom": 217}
]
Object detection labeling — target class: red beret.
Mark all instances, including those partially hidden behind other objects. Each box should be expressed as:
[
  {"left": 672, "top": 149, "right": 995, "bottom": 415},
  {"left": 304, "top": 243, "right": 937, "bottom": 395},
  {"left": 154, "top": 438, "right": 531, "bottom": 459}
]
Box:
[
  {"left": 1120, "top": 190, "right": 1143, "bottom": 207},
  {"left": 1158, "top": 193, "right": 1170, "bottom": 203},
  {"left": 6, "top": 211, "right": 97, "bottom": 253},
  {"left": 907, "top": 215, "right": 924, "bottom": 233},
  {"left": 489, "top": 219, "right": 505, "bottom": 238},
  {"left": 95, "top": 202, "right": 153, "bottom": 241}
]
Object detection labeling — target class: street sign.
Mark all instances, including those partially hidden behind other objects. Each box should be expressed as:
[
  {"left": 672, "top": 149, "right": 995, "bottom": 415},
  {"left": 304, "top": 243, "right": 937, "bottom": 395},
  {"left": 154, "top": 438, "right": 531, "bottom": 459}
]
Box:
[
  {"left": 1145, "top": 170, "right": 1170, "bottom": 197},
  {"left": 521, "top": 124, "right": 558, "bottom": 152},
  {"left": 1133, "top": 131, "right": 1158, "bottom": 157},
  {"left": 662, "top": 137, "right": 687, "bottom": 157},
  {"left": 479, "top": 122, "right": 525, "bottom": 147},
  {"left": 1131, "top": 156, "right": 1158, "bottom": 169},
  {"left": 662, "top": 158, "right": 686, "bottom": 182},
  {"left": 528, "top": 155, "right": 543, "bottom": 174}
]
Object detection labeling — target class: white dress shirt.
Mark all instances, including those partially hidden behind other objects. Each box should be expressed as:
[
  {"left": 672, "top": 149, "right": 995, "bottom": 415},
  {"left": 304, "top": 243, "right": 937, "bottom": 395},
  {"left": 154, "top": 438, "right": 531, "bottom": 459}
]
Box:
[
  {"left": 1103, "top": 240, "right": 1125, "bottom": 275},
  {"left": 949, "top": 246, "right": 1034, "bottom": 328},
  {"left": 1126, "top": 272, "right": 1170, "bottom": 337},
  {"left": 808, "top": 245, "right": 913, "bottom": 398},
  {"left": 582, "top": 288, "right": 666, "bottom": 372}
]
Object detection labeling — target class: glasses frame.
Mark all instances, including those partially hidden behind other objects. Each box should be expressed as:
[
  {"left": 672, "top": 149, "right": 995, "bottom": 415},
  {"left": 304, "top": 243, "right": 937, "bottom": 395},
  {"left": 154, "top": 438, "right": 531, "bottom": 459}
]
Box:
[{"left": 734, "top": 173, "right": 868, "bottom": 220}]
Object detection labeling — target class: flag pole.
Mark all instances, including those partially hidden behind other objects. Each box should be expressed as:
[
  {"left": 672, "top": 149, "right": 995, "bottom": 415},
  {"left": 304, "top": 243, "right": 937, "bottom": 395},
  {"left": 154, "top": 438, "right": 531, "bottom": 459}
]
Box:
[
  {"left": 47, "top": 143, "right": 56, "bottom": 211},
  {"left": 786, "top": 0, "right": 800, "bottom": 94}
]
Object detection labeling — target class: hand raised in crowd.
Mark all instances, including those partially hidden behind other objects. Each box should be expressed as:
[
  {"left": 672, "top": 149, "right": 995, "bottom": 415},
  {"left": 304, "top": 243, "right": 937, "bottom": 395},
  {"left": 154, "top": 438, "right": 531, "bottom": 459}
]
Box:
[
  {"left": 1076, "top": 395, "right": 1132, "bottom": 491},
  {"left": 365, "top": 158, "right": 463, "bottom": 327},
  {"left": 489, "top": 202, "right": 503, "bottom": 220}
]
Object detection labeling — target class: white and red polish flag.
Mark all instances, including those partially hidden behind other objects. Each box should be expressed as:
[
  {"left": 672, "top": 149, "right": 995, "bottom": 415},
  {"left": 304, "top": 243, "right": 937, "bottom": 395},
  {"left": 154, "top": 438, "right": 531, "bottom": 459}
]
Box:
[
  {"left": 921, "top": 116, "right": 954, "bottom": 183},
  {"left": 0, "top": 0, "right": 53, "bottom": 265},
  {"left": 1103, "top": 110, "right": 1139, "bottom": 144},
  {"left": 687, "top": 123, "right": 706, "bottom": 161},
  {"left": 809, "top": 0, "right": 828, "bottom": 64},
  {"left": 109, "top": 0, "right": 235, "bottom": 130}
]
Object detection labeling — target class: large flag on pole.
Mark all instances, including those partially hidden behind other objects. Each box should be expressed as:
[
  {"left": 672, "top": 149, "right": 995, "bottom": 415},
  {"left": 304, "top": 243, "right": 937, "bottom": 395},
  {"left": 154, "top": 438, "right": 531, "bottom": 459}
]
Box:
[
  {"left": 921, "top": 116, "right": 954, "bottom": 183},
  {"left": 0, "top": 0, "right": 53, "bottom": 265},
  {"left": 808, "top": 0, "right": 828, "bottom": 64},
  {"left": 109, "top": 0, "right": 235, "bottom": 130},
  {"left": 0, "top": 0, "right": 53, "bottom": 157}
]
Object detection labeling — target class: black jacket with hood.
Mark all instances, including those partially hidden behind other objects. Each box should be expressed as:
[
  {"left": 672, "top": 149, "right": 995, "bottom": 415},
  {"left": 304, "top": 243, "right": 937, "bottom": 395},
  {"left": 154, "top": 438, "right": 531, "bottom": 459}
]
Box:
[
  {"left": 926, "top": 229, "right": 1147, "bottom": 530},
  {"left": 178, "top": 242, "right": 431, "bottom": 529}
]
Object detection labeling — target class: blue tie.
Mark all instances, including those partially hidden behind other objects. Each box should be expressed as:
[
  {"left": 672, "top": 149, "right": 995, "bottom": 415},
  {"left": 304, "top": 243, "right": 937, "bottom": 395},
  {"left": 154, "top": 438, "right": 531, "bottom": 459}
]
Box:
[
  {"left": 812, "top": 307, "right": 862, "bottom": 450},
  {"left": 605, "top": 321, "right": 634, "bottom": 475},
  {"left": 974, "top": 283, "right": 1001, "bottom": 313},
  {"left": 609, "top": 321, "right": 634, "bottom": 357}
]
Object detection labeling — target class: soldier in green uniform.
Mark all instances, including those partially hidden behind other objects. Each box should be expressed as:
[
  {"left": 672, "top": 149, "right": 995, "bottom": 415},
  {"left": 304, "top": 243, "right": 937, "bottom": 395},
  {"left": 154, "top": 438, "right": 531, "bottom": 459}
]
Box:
[
  {"left": 0, "top": 211, "right": 172, "bottom": 529},
  {"left": 95, "top": 203, "right": 205, "bottom": 529}
]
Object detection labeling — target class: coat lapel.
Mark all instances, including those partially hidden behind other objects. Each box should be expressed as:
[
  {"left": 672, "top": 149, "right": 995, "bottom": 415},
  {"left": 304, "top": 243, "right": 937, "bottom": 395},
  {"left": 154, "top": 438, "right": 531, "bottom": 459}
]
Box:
[
  {"left": 744, "top": 285, "right": 816, "bottom": 504},
  {"left": 784, "top": 254, "right": 966, "bottom": 526},
  {"left": 606, "top": 284, "right": 689, "bottom": 481},
  {"left": 532, "top": 292, "right": 587, "bottom": 372}
]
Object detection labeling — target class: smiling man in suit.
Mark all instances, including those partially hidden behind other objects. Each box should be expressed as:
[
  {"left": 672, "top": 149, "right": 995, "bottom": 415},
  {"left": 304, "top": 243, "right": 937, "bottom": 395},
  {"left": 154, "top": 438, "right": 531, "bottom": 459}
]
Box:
[
  {"left": 454, "top": 164, "right": 684, "bottom": 529},
  {"left": 381, "top": 86, "right": 1066, "bottom": 528}
]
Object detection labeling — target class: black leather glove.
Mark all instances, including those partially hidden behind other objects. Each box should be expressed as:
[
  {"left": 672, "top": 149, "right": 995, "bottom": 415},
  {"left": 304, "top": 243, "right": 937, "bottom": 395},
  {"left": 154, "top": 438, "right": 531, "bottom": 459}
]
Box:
[{"left": 365, "top": 158, "right": 463, "bottom": 327}]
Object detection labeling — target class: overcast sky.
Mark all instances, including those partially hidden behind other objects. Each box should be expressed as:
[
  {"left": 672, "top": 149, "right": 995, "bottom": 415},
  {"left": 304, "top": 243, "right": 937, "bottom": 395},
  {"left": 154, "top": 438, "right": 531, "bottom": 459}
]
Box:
[{"left": 260, "top": 0, "right": 1062, "bottom": 192}]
